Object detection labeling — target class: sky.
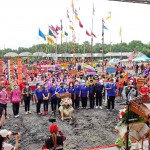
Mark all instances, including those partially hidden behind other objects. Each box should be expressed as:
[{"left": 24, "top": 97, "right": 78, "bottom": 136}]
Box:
[{"left": 0, "top": 0, "right": 150, "bottom": 50}]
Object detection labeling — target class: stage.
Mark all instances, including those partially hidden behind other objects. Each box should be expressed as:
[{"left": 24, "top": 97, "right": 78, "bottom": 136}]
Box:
[{"left": 87, "top": 139, "right": 148, "bottom": 150}]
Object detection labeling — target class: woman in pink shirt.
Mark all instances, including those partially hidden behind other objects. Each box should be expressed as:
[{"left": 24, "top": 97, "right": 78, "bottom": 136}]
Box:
[
  {"left": 0, "top": 86, "right": 8, "bottom": 118},
  {"left": 10, "top": 85, "right": 21, "bottom": 118}
]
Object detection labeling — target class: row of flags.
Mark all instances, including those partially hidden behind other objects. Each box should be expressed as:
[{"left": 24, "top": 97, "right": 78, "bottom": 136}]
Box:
[{"left": 38, "top": 0, "right": 122, "bottom": 45}]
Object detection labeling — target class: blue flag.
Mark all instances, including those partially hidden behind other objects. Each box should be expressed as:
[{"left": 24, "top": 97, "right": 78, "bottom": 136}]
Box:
[
  {"left": 39, "top": 29, "right": 46, "bottom": 40},
  {"left": 102, "top": 25, "right": 108, "bottom": 30}
]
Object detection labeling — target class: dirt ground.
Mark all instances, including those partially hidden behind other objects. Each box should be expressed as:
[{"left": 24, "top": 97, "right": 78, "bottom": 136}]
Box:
[{"left": 3, "top": 100, "right": 124, "bottom": 150}]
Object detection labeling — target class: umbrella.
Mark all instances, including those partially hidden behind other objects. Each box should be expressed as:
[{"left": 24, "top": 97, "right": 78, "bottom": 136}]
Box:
[
  {"left": 128, "top": 57, "right": 133, "bottom": 62},
  {"left": 109, "top": 58, "right": 120, "bottom": 63},
  {"left": 120, "top": 59, "right": 128, "bottom": 62},
  {"left": 84, "top": 65, "right": 95, "bottom": 71},
  {"left": 86, "top": 72, "right": 96, "bottom": 76}
]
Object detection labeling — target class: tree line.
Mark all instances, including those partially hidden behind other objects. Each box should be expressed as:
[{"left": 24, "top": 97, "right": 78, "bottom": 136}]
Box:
[{"left": 1, "top": 40, "right": 150, "bottom": 57}]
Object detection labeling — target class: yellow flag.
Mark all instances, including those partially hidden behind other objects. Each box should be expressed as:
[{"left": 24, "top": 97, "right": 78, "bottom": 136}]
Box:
[
  {"left": 75, "top": 15, "right": 80, "bottom": 21},
  {"left": 119, "top": 27, "right": 122, "bottom": 37},
  {"left": 47, "top": 36, "right": 55, "bottom": 45},
  {"left": 61, "top": 32, "right": 65, "bottom": 38},
  {"left": 106, "top": 11, "right": 111, "bottom": 20},
  {"left": 69, "top": 25, "right": 74, "bottom": 30}
]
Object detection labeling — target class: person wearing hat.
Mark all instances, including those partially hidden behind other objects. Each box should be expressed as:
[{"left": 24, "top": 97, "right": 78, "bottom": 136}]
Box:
[
  {"left": 42, "top": 124, "right": 66, "bottom": 150},
  {"left": 0, "top": 129, "right": 20, "bottom": 150}
]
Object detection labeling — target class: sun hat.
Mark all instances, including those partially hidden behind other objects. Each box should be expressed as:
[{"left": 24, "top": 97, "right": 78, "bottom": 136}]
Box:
[
  {"left": 49, "top": 124, "right": 58, "bottom": 133},
  {"left": 0, "top": 129, "right": 11, "bottom": 138}
]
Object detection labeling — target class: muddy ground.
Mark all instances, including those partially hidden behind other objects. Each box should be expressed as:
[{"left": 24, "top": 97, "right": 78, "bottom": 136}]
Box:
[{"left": 4, "top": 101, "right": 124, "bottom": 150}]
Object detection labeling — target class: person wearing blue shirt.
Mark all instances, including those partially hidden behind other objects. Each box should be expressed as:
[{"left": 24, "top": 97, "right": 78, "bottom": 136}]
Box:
[
  {"left": 74, "top": 82, "right": 81, "bottom": 109},
  {"left": 105, "top": 78, "right": 117, "bottom": 110},
  {"left": 79, "top": 81, "right": 89, "bottom": 109},
  {"left": 42, "top": 86, "right": 50, "bottom": 115},
  {"left": 34, "top": 83, "right": 43, "bottom": 115},
  {"left": 89, "top": 80, "right": 95, "bottom": 109},
  {"left": 56, "top": 83, "right": 67, "bottom": 108},
  {"left": 68, "top": 83, "right": 75, "bottom": 108},
  {"left": 49, "top": 83, "right": 57, "bottom": 112}
]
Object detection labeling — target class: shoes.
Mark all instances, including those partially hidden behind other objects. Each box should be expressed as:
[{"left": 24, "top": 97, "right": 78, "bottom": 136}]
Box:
[
  {"left": 25, "top": 112, "right": 28, "bottom": 115},
  {"left": 95, "top": 106, "right": 98, "bottom": 109},
  {"left": 99, "top": 106, "right": 103, "bottom": 109},
  {"left": 37, "top": 112, "right": 42, "bottom": 115},
  {"left": 28, "top": 111, "right": 32, "bottom": 114},
  {"left": 14, "top": 114, "right": 20, "bottom": 118}
]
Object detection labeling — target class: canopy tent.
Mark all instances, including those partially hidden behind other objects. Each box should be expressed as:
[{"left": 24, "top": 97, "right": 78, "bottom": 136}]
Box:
[
  {"left": 120, "top": 59, "right": 128, "bottom": 62},
  {"left": 133, "top": 55, "right": 150, "bottom": 62},
  {"left": 109, "top": 58, "right": 120, "bottom": 63},
  {"left": 19, "top": 52, "right": 32, "bottom": 57},
  {"left": 33, "top": 52, "right": 47, "bottom": 57},
  {"left": 84, "top": 65, "right": 95, "bottom": 71},
  {"left": 4, "top": 52, "right": 18, "bottom": 57}
]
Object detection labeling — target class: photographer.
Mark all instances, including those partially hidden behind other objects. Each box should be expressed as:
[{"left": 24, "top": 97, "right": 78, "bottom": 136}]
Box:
[
  {"left": 42, "top": 124, "right": 66, "bottom": 150},
  {"left": 0, "top": 129, "right": 20, "bottom": 150}
]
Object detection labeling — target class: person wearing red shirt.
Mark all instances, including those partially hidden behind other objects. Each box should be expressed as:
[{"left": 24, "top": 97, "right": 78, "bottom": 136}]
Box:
[
  {"left": 139, "top": 83, "right": 150, "bottom": 96},
  {"left": 19, "top": 78, "right": 27, "bottom": 93}
]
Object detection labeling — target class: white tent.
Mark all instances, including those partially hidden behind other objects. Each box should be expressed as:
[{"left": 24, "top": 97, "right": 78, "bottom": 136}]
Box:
[
  {"left": 19, "top": 52, "right": 32, "bottom": 57},
  {"left": 33, "top": 52, "right": 46, "bottom": 57},
  {"left": 4, "top": 52, "right": 18, "bottom": 57}
]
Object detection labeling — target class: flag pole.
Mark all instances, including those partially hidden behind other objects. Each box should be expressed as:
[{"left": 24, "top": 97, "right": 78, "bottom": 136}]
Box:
[
  {"left": 121, "top": 36, "right": 123, "bottom": 60},
  {"left": 90, "top": 2, "right": 94, "bottom": 63},
  {"left": 56, "top": 38, "right": 58, "bottom": 61},
  {"left": 102, "top": 18, "right": 105, "bottom": 74},
  {"left": 120, "top": 27, "right": 123, "bottom": 60},
  {"left": 90, "top": 17, "right": 93, "bottom": 63}
]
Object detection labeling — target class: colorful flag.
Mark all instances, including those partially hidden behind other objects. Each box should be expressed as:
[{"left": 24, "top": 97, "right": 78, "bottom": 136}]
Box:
[
  {"left": 47, "top": 36, "right": 55, "bottom": 45},
  {"left": 65, "top": 32, "right": 68, "bottom": 36},
  {"left": 93, "top": 3, "right": 95, "bottom": 16},
  {"left": 119, "top": 27, "right": 122, "bottom": 37},
  {"left": 49, "top": 25, "right": 58, "bottom": 35},
  {"left": 49, "top": 29, "right": 54, "bottom": 36},
  {"left": 56, "top": 25, "right": 61, "bottom": 31},
  {"left": 91, "top": 32, "right": 96, "bottom": 38},
  {"left": 86, "top": 30, "right": 91, "bottom": 36},
  {"left": 75, "top": 9, "right": 78, "bottom": 16},
  {"left": 61, "top": 33, "right": 65, "bottom": 38},
  {"left": 60, "top": 19, "right": 63, "bottom": 31},
  {"left": 67, "top": 9, "right": 69, "bottom": 18},
  {"left": 39, "top": 29, "right": 46, "bottom": 40},
  {"left": 79, "top": 21, "right": 83, "bottom": 28},
  {"left": 102, "top": 25, "right": 108, "bottom": 30},
  {"left": 69, "top": 25, "right": 74, "bottom": 30},
  {"left": 106, "top": 11, "right": 111, "bottom": 20},
  {"left": 75, "top": 15, "right": 80, "bottom": 21},
  {"left": 71, "top": 0, "right": 75, "bottom": 13}
]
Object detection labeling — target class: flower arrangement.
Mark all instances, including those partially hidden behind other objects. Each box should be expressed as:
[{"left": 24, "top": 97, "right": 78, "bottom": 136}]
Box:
[
  {"left": 117, "top": 106, "right": 146, "bottom": 126},
  {"left": 60, "top": 97, "right": 72, "bottom": 109}
]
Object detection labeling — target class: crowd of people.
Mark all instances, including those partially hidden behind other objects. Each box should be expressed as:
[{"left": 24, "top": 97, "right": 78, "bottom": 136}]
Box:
[{"left": 0, "top": 60, "right": 149, "bottom": 149}]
